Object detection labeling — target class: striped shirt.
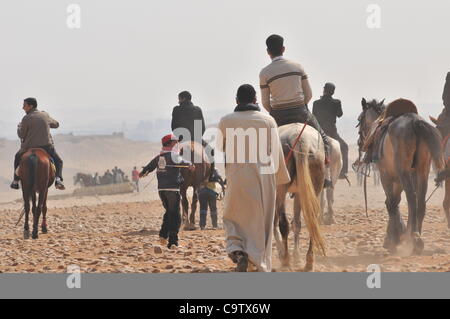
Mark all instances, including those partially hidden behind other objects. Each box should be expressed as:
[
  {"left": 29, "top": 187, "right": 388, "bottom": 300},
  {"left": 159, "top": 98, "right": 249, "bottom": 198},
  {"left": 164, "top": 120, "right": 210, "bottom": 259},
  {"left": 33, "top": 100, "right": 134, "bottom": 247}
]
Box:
[{"left": 259, "top": 56, "right": 308, "bottom": 112}]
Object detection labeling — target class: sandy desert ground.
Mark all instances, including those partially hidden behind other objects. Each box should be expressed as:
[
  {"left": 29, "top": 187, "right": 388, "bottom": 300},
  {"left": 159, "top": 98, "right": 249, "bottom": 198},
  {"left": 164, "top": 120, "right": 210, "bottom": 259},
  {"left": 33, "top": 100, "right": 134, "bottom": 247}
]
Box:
[
  {"left": 1, "top": 171, "right": 449, "bottom": 273},
  {"left": 1, "top": 135, "right": 450, "bottom": 273}
]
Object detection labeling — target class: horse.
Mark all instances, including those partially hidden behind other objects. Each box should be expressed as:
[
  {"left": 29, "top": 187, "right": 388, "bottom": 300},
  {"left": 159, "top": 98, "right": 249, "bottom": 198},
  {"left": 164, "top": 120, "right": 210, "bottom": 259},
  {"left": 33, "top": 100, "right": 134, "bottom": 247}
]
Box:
[
  {"left": 429, "top": 114, "right": 450, "bottom": 228},
  {"left": 358, "top": 98, "right": 444, "bottom": 254},
  {"left": 18, "top": 148, "right": 55, "bottom": 239},
  {"left": 178, "top": 141, "right": 212, "bottom": 230},
  {"left": 320, "top": 136, "right": 343, "bottom": 225},
  {"left": 74, "top": 172, "right": 96, "bottom": 187},
  {"left": 274, "top": 123, "right": 326, "bottom": 271}
]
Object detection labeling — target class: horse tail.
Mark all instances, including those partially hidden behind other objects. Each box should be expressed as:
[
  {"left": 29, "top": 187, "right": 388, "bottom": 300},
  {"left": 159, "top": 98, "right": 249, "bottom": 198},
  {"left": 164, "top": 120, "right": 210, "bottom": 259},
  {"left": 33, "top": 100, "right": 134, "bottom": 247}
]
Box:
[
  {"left": 413, "top": 118, "right": 445, "bottom": 170},
  {"left": 28, "top": 152, "right": 38, "bottom": 193},
  {"left": 293, "top": 148, "right": 326, "bottom": 256}
]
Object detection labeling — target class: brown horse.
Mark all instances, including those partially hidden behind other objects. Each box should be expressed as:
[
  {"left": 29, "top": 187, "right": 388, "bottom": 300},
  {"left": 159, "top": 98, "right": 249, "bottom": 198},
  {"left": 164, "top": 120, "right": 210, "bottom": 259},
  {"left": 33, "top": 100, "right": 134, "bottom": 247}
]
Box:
[
  {"left": 358, "top": 98, "right": 444, "bottom": 254},
  {"left": 179, "top": 141, "right": 212, "bottom": 230},
  {"left": 274, "top": 124, "right": 326, "bottom": 271},
  {"left": 74, "top": 173, "right": 96, "bottom": 187},
  {"left": 429, "top": 114, "right": 450, "bottom": 228},
  {"left": 19, "top": 148, "right": 55, "bottom": 239}
]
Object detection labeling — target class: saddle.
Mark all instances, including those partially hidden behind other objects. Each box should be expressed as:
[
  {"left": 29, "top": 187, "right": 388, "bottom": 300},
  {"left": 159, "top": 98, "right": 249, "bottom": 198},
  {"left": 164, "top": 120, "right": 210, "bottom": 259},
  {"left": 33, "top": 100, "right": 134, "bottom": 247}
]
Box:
[
  {"left": 16, "top": 148, "right": 56, "bottom": 178},
  {"left": 363, "top": 99, "right": 419, "bottom": 163}
]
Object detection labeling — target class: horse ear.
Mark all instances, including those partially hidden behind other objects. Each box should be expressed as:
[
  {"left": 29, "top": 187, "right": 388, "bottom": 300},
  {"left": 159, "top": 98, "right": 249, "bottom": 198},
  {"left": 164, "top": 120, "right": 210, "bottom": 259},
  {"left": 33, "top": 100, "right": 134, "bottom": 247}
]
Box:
[
  {"left": 429, "top": 116, "right": 438, "bottom": 125},
  {"left": 361, "top": 98, "right": 367, "bottom": 110},
  {"left": 379, "top": 99, "right": 385, "bottom": 106}
]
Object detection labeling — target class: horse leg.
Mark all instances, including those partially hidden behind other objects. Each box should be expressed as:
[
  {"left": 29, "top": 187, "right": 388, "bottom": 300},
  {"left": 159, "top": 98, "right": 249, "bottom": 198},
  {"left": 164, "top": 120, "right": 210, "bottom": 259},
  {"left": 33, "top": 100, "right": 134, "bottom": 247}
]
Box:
[
  {"left": 292, "top": 194, "right": 302, "bottom": 266},
  {"left": 399, "top": 171, "right": 418, "bottom": 246},
  {"left": 381, "top": 179, "right": 404, "bottom": 253},
  {"left": 189, "top": 188, "right": 198, "bottom": 228},
  {"left": 41, "top": 191, "right": 49, "bottom": 234},
  {"left": 303, "top": 239, "right": 314, "bottom": 272},
  {"left": 180, "top": 187, "right": 189, "bottom": 230},
  {"left": 413, "top": 172, "right": 428, "bottom": 255},
  {"left": 324, "top": 185, "right": 336, "bottom": 225},
  {"left": 31, "top": 192, "right": 39, "bottom": 239},
  {"left": 23, "top": 193, "right": 31, "bottom": 240},
  {"left": 444, "top": 179, "right": 450, "bottom": 229},
  {"left": 319, "top": 191, "right": 325, "bottom": 224},
  {"left": 275, "top": 184, "right": 289, "bottom": 268}
]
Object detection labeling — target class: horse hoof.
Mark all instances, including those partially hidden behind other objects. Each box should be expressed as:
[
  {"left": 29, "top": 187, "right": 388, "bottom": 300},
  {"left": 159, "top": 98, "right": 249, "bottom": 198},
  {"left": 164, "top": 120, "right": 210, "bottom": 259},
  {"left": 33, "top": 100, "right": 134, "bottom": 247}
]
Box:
[
  {"left": 302, "top": 264, "right": 314, "bottom": 272},
  {"left": 412, "top": 234, "right": 424, "bottom": 255},
  {"left": 41, "top": 227, "right": 48, "bottom": 234},
  {"left": 323, "top": 215, "right": 336, "bottom": 225},
  {"left": 383, "top": 236, "right": 397, "bottom": 253},
  {"left": 23, "top": 230, "right": 30, "bottom": 240},
  {"left": 31, "top": 231, "right": 38, "bottom": 240},
  {"left": 183, "top": 224, "right": 196, "bottom": 231}
]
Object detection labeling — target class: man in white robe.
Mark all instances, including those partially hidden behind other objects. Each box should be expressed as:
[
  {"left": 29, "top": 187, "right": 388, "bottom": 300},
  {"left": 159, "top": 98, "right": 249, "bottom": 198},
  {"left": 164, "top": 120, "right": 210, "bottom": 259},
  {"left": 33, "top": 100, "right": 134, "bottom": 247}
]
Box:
[{"left": 217, "top": 84, "right": 290, "bottom": 272}]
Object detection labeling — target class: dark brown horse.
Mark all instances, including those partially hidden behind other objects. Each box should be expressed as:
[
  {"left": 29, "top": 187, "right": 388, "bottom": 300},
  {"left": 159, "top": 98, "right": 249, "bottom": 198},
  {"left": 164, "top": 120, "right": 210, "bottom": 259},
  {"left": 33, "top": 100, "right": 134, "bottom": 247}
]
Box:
[
  {"left": 358, "top": 98, "right": 444, "bottom": 254},
  {"left": 429, "top": 114, "right": 450, "bottom": 228},
  {"left": 74, "top": 173, "right": 96, "bottom": 187},
  {"left": 19, "top": 148, "right": 55, "bottom": 239},
  {"left": 179, "top": 141, "right": 211, "bottom": 230}
]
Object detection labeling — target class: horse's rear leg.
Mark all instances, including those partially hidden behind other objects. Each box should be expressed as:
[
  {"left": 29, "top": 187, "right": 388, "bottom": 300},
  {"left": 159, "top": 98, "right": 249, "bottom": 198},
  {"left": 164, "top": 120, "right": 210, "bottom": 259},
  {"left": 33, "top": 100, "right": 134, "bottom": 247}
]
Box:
[
  {"left": 381, "top": 178, "right": 404, "bottom": 253},
  {"left": 275, "top": 185, "right": 289, "bottom": 268},
  {"left": 292, "top": 194, "right": 302, "bottom": 266},
  {"left": 324, "top": 187, "right": 336, "bottom": 225},
  {"left": 23, "top": 194, "right": 31, "bottom": 239},
  {"left": 303, "top": 239, "right": 314, "bottom": 272},
  {"left": 31, "top": 193, "right": 40, "bottom": 239},
  {"left": 444, "top": 179, "right": 450, "bottom": 229},
  {"left": 413, "top": 173, "right": 428, "bottom": 254},
  {"left": 41, "top": 192, "right": 49, "bottom": 234},
  {"left": 189, "top": 189, "right": 198, "bottom": 228},
  {"left": 180, "top": 188, "right": 189, "bottom": 230}
]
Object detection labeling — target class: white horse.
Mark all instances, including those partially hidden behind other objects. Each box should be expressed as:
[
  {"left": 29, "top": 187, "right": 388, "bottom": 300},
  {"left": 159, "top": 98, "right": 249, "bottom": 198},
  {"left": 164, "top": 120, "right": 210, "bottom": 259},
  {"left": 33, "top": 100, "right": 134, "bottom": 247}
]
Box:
[
  {"left": 274, "top": 124, "right": 326, "bottom": 271},
  {"left": 320, "top": 137, "right": 343, "bottom": 225}
]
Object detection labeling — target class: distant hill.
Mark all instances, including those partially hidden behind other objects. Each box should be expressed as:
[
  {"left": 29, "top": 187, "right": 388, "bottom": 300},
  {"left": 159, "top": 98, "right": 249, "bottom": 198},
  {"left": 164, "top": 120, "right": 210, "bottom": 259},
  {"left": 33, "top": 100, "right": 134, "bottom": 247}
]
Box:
[{"left": 0, "top": 133, "right": 162, "bottom": 202}]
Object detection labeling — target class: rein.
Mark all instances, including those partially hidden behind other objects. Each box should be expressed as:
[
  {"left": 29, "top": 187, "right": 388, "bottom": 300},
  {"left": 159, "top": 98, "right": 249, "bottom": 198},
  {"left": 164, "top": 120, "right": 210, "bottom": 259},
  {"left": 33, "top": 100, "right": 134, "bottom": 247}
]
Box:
[{"left": 285, "top": 122, "right": 308, "bottom": 164}]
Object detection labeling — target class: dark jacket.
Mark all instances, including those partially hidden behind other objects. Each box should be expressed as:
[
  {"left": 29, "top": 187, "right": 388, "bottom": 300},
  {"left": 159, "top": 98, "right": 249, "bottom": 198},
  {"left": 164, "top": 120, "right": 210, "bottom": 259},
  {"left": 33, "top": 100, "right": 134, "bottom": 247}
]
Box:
[
  {"left": 171, "top": 101, "right": 206, "bottom": 142},
  {"left": 18, "top": 109, "right": 59, "bottom": 151},
  {"left": 312, "top": 96, "right": 343, "bottom": 134},
  {"left": 142, "top": 151, "right": 191, "bottom": 190},
  {"left": 443, "top": 72, "right": 450, "bottom": 108}
]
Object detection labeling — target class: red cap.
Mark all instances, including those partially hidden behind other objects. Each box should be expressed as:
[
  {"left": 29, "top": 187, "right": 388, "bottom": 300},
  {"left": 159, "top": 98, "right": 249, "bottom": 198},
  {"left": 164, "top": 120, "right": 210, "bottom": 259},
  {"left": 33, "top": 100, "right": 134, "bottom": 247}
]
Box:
[{"left": 161, "top": 133, "right": 179, "bottom": 145}]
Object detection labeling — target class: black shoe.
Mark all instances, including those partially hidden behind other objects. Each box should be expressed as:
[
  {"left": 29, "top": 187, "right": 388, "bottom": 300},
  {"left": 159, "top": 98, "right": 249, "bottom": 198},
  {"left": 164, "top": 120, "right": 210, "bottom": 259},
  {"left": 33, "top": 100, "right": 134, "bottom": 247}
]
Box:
[{"left": 10, "top": 180, "right": 20, "bottom": 190}]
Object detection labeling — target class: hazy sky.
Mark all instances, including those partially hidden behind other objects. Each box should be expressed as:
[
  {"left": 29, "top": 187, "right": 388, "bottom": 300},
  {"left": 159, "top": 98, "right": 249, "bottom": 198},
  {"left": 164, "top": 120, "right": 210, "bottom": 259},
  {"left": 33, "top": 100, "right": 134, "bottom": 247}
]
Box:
[{"left": 0, "top": 0, "right": 449, "bottom": 139}]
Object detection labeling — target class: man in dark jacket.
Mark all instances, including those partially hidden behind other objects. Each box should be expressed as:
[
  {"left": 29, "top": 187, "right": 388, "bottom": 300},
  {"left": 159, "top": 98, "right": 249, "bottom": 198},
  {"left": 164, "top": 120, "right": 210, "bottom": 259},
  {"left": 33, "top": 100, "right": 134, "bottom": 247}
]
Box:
[
  {"left": 313, "top": 83, "right": 349, "bottom": 179},
  {"left": 139, "top": 133, "right": 194, "bottom": 249},
  {"left": 11, "top": 97, "right": 65, "bottom": 190},
  {"left": 171, "top": 91, "right": 215, "bottom": 173}
]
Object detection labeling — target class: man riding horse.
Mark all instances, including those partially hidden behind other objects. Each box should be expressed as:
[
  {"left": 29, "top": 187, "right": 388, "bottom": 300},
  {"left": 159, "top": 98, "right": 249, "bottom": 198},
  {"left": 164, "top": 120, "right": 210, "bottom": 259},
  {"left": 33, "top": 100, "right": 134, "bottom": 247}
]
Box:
[
  {"left": 11, "top": 98, "right": 65, "bottom": 190},
  {"left": 433, "top": 72, "right": 450, "bottom": 184}
]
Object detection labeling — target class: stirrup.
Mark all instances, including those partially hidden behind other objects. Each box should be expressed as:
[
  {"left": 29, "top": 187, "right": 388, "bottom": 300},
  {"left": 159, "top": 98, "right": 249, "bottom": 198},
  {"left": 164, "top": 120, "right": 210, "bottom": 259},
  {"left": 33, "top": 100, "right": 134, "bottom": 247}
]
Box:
[
  {"left": 10, "top": 181, "right": 20, "bottom": 190},
  {"left": 55, "top": 178, "right": 65, "bottom": 190}
]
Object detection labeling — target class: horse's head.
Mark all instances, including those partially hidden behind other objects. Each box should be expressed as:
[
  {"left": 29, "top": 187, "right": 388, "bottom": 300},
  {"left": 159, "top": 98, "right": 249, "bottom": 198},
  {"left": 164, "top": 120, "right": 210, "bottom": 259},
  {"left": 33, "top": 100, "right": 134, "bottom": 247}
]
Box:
[{"left": 357, "top": 98, "right": 386, "bottom": 152}]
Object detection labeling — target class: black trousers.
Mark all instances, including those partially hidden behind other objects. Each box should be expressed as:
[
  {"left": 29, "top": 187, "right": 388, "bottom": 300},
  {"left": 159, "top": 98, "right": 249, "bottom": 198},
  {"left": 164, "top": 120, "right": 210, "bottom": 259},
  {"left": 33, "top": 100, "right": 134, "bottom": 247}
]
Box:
[
  {"left": 325, "top": 129, "right": 349, "bottom": 174},
  {"left": 199, "top": 188, "right": 218, "bottom": 228},
  {"left": 158, "top": 191, "right": 181, "bottom": 246},
  {"left": 14, "top": 145, "right": 63, "bottom": 180},
  {"left": 270, "top": 106, "right": 330, "bottom": 157}
]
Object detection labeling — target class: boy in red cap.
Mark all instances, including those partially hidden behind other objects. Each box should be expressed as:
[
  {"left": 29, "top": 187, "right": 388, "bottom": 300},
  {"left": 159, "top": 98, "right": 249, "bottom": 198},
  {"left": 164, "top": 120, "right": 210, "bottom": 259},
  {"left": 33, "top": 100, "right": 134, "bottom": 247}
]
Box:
[{"left": 139, "top": 133, "right": 194, "bottom": 248}]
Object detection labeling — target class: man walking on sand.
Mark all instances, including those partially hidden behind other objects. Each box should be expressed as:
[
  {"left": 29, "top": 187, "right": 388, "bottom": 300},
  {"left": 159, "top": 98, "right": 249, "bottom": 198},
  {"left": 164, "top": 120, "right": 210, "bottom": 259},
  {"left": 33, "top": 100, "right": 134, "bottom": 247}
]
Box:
[{"left": 217, "top": 84, "right": 290, "bottom": 272}]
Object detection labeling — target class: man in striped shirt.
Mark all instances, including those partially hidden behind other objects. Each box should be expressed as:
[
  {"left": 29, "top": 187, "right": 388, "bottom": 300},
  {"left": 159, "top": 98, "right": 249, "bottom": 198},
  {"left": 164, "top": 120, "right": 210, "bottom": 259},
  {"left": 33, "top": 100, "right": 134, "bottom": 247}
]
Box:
[{"left": 259, "top": 34, "right": 330, "bottom": 165}]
